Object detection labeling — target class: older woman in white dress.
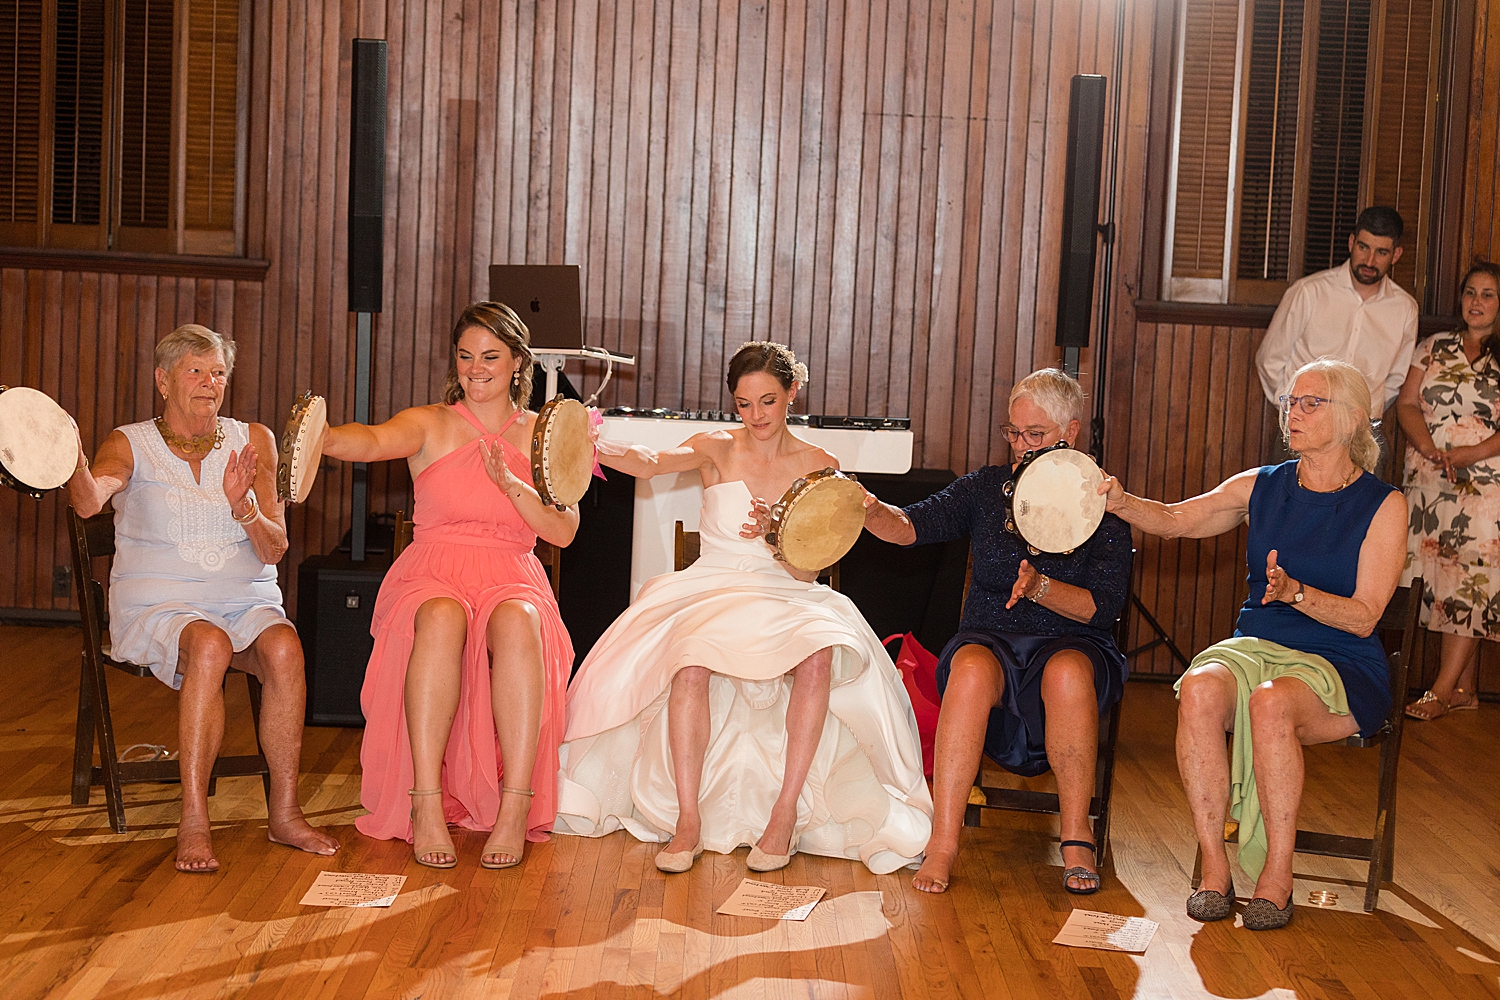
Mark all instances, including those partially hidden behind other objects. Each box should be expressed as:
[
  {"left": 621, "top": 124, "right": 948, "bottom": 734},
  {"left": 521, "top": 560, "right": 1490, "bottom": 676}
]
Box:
[{"left": 67, "top": 324, "right": 338, "bottom": 873}]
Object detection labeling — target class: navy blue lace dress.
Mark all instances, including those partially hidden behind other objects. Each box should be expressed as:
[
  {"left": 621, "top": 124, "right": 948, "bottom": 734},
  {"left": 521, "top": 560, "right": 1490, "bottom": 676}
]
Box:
[{"left": 905, "top": 463, "right": 1133, "bottom": 776}]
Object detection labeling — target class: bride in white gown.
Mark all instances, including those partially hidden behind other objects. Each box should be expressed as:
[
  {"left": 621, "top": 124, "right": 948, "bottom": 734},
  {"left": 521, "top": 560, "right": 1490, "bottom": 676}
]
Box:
[{"left": 554, "top": 343, "right": 933, "bottom": 874}]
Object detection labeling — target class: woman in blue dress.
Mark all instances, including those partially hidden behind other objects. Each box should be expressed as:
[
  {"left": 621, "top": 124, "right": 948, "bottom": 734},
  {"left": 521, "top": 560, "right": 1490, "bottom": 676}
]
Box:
[
  {"left": 862, "top": 369, "right": 1133, "bottom": 895},
  {"left": 1102, "top": 357, "right": 1407, "bottom": 929}
]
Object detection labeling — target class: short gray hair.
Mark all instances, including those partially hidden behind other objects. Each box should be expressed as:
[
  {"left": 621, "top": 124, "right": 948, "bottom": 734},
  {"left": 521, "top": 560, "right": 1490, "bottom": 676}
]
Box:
[
  {"left": 1009, "top": 368, "right": 1086, "bottom": 428},
  {"left": 155, "top": 324, "right": 237, "bottom": 378}
]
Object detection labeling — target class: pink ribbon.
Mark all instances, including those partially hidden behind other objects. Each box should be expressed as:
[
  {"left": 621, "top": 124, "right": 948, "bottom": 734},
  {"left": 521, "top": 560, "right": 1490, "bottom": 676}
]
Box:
[{"left": 589, "top": 407, "right": 607, "bottom": 480}]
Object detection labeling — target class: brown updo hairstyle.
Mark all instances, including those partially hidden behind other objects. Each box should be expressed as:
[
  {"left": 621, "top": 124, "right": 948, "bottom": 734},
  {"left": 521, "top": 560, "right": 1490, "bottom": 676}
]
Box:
[
  {"left": 442, "top": 301, "right": 535, "bottom": 407},
  {"left": 726, "top": 341, "right": 811, "bottom": 395}
]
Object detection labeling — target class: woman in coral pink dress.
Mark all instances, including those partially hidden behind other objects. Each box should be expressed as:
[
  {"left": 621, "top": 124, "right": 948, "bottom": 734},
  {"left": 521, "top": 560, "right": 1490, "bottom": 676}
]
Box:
[{"left": 321, "top": 301, "right": 576, "bottom": 869}]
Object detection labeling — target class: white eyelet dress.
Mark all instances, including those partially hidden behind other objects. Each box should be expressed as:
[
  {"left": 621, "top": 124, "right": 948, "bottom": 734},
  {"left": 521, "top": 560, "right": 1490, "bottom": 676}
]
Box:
[{"left": 107, "top": 418, "right": 289, "bottom": 689}]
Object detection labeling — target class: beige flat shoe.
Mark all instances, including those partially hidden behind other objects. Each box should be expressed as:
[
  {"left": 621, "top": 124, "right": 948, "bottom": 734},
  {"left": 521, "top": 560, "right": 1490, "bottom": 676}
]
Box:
[
  {"left": 747, "top": 844, "right": 796, "bottom": 873},
  {"left": 655, "top": 842, "right": 704, "bottom": 873}
]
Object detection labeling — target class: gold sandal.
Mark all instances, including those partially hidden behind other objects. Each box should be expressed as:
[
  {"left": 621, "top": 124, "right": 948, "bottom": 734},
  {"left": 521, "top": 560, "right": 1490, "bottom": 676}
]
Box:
[
  {"left": 481, "top": 787, "right": 534, "bottom": 870},
  {"left": 409, "top": 788, "right": 458, "bottom": 869},
  {"left": 1450, "top": 687, "right": 1479, "bottom": 711}
]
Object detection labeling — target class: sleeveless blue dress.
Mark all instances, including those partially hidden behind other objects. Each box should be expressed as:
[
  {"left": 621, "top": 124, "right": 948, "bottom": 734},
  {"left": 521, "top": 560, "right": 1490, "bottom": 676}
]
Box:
[{"left": 1237, "top": 462, "right": 1398, "bottom": 736}]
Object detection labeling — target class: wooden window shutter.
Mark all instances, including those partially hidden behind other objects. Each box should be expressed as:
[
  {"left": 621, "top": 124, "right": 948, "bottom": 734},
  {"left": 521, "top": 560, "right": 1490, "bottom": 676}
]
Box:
[
  {"left": 1236, "top": 0, "right": 1303, "bottom": 282},
  {"left": 0, "top": 0, "right": 43, "bottom": 236},
  {"left": 1302, "top": 0, "right": 1371, "bottom": 275},
  {"left": 118, "top": 0, "right": 174, "bottom": 239},
  {"left": 1368, "top": 0, "right": 1437, "bottom": 295},
  {"left": 50, "top": 0, "right": 106, "bottom": 242},
  {"left": 1170, "top": 0, "right": 1240, "bottom": 282},
  {"left": 182, "top": 0, "right": 236, "bottom": 245}
]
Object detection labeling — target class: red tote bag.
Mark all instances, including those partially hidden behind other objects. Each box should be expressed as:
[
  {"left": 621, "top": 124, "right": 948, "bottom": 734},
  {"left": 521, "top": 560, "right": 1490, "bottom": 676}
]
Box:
[{"left": 884, "top": 633, "right": 941, "bottom": 777}]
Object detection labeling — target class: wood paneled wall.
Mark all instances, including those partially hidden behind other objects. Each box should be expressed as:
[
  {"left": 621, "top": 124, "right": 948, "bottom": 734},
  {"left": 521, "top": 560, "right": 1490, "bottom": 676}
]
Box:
[
  {"left": 1, "top": 0, "right": 1154, "bottom": 614},
  {"left": 1462, "top": 0, "right": 1500, "bottom": 267}
]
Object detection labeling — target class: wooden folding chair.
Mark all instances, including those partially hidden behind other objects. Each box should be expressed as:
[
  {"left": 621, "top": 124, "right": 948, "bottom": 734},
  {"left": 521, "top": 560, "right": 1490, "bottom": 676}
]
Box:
[
  {"left": 67, "top": 507, "right": 271, "bottom": 834},
  {"left": 674, "top": 520, "right": 841, "bottom": 589},
  {"left": 961, "top": 549, "right": 1136, "bottom": 863},
  {"left": 1190, "top": 577, "right": 1423, "bottom": 912}
]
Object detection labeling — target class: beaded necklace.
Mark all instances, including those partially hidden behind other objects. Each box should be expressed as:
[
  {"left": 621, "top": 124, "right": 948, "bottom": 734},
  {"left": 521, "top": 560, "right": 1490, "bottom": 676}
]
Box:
[{"left": 154, "top": 416, "right": 225, "bottom": 455}]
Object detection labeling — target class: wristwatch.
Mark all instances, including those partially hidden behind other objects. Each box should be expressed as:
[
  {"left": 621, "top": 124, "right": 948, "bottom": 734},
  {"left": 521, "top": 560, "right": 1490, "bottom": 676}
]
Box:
[{"left": 1292, "top": 581, "right": 1305, "bottom": 604}]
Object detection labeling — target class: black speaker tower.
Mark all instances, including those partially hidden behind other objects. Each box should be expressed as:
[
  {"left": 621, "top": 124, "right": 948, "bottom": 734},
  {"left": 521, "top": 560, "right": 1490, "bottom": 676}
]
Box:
[
  {"left": 1055, "top": 74, "right": 1107, "bottom": 375},
  {"left": 348, "top": 39, "right": 386, "bottom": 561}
]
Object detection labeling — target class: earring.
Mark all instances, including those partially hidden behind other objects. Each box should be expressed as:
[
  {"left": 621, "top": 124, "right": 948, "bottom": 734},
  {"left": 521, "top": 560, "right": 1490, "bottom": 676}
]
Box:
[{"left": 512, "top": 371, "right": 521, "bottom": 385}]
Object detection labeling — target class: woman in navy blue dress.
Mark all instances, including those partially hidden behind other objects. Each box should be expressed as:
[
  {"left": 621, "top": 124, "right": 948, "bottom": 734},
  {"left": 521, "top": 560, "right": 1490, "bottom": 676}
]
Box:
[
  {"left": 1102, "top": 358, "right": 1407, "bottom": 929},
  {"left": 863, "top": 369, "right": 1133, "bottom": 895}
]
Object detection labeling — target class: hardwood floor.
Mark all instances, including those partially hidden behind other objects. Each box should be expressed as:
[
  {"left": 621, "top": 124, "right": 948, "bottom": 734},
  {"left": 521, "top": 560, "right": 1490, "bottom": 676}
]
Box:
[{"left": 0, "top": 624, "right": 1496, "bottom": 1000}]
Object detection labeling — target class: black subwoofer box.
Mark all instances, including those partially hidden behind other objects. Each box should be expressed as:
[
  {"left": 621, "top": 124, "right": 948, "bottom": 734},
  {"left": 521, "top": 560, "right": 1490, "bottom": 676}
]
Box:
[{"left": 297, "top": 553, "right": 389, "bottom": 726}]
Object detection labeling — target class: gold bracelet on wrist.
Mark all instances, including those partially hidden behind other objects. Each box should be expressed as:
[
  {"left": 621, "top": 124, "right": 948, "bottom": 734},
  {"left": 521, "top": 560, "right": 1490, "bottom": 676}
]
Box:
[
  {"left": 232, "top": 498, "right": 259, "bottom": 524},
  {"left": 1030, "top": 574, "right": 1051, "bottom": 602}
]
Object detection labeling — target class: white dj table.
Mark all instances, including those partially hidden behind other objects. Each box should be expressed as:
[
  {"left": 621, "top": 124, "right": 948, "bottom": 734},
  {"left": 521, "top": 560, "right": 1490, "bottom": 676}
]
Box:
[{"left": 599, "top": 416, "right": 914, "bottom": 599}]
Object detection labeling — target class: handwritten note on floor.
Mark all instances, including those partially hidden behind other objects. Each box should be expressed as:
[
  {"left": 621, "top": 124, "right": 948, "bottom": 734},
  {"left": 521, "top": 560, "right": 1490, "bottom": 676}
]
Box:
[
  {"left": 299, "top": 872, "right": 408, "bottom": 908},
  {"left": 716, "top": 879, "right": 827, "bottom": 921},
  {"left": 1052, "top": 909, "right": 1160, "bottom": 953}
]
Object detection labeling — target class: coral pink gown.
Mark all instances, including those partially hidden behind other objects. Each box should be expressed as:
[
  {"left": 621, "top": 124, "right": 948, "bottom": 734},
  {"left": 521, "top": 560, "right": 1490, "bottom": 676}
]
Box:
[{"left": 355, "top": 403, "right": 573, "bottom": 844}]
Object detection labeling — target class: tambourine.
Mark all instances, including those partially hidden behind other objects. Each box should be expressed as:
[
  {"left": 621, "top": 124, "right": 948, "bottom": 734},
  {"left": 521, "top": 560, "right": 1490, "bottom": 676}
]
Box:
[
  {"left": 530, "top": 395, "right": 594, "bottom": 510},
  {"left": 1003, "top": 441, "right": 1106, "bottom": 555},
  {"left": 764, "top": 468, "right": 866, "bottom": 572},
  {"left": 276, "top": 391, "right": 327, "bottom": 504},
  {"left": 0, "top": 386, "right": 78, "bottom": 499}
]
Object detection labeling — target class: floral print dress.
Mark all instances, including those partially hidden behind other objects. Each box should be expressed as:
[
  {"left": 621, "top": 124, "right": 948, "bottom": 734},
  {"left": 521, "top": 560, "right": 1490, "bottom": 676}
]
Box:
[{"left": 1402, "top": 330, "right": 1500, "bottom": 637}]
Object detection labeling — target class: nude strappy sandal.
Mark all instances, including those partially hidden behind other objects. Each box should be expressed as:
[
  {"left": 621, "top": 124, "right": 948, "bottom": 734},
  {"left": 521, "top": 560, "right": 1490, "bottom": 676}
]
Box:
[
  {"left": 409, "top": 788, "right": 458, "bottom": 869},
  {"left": 481, "top": 787, "right": 534, "bottom": 870}
]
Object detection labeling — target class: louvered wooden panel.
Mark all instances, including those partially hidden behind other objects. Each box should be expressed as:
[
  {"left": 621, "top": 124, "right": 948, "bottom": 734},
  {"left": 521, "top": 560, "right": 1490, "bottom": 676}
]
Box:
[
  {"left": 119, "top": 0, "right": 174, "bottom": 231},
  {"left": 1369, "top": 0, "right": 1435, "bottom": 294},
  {"left": 183, "top": 0, "right": 237, "bottom": 232},
  {"left": 1236, "top": 0, "right": 1303, "bottom": 282},
  {"left": 0, "top": 0, "right": 42, "bottom": 228},
  {"left": 50, "top": 0, "right": 105, "bottom": 227},
  {"left": 1171, "top": 0, "right": 1239, "bottom": 279},
  {"left": 1302, "top": 0, "right": 1371, "bottom": 274}
]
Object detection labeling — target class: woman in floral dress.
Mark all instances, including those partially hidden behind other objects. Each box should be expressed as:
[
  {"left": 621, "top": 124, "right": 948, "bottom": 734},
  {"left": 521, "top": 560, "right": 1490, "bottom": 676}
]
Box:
[{"left": 1395, "top": 261, "right": 1500, "bottom": 719}]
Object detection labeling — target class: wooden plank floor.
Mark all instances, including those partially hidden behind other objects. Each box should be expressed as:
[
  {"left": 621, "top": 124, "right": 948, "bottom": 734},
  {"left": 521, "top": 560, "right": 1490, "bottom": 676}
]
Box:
[{"left": 1, "top": 623, "right": 1497, "bottom": 1000}]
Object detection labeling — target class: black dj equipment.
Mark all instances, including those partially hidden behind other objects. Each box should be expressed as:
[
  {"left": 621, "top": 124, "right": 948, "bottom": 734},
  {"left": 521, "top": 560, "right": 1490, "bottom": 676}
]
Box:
[
  {"left": 348, "top": 39, "right": 387, "bottom": 314},
  {"left": 1055, "top": 73, "right": 1107, "bottom": 352},
  {"left": 297, "top": 553, "right": 389, "bottom": 726}
]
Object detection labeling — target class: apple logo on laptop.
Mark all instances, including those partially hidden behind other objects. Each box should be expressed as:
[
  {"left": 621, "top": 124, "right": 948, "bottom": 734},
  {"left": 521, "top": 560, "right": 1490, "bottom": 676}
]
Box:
[{"left": 530, "top": 298, "right": 541, "bottom": 313}]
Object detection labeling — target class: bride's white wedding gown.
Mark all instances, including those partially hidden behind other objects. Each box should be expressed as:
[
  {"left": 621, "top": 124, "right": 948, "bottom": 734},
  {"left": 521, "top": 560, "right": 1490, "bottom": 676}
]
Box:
[{"left": 554, "top": 481, "right": 933, "bottom": 873}]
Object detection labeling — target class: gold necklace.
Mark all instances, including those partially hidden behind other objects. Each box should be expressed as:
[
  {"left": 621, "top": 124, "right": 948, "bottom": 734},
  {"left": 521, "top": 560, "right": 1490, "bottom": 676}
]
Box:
[
  {"left": 1297, "top": 461, "right": 1357, "bottom": 493},
  {"left": 155, "top": 416, "right": 225, "bottom": 455}
]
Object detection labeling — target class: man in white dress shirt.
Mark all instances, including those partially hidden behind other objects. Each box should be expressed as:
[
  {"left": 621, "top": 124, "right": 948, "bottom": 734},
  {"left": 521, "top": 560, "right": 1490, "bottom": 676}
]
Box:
[{"left": 1256, "top": 207, "right": 1418, "bottom": 468}]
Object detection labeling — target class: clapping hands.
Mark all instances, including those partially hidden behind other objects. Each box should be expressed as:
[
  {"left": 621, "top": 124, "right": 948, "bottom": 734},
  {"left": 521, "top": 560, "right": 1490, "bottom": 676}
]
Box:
[
  {"left": 1262, "top": 549, "right": 1300, "bottom": 605},
  {"left": 222, "top": 443, "right": 258, "bottom": 512}
]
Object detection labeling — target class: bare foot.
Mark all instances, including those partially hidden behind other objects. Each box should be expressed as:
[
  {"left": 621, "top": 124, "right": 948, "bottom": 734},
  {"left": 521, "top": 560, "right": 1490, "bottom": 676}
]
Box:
[
  {"left": 912, "top": 846, "right": 955, "bottom": 893},
  {"left": 481, "top": 790, "right": 532, "bottom": 867},
  {"left": 756, "top": 801, "right": 797, "bottom": 857},
  {"left": 176, "top": 819, "right": 220, "bottom": 874},
  {"left": 267, "top": 811, "right": 340, "bottom": 856},
  {"left": 411, "top": 792, "right": 457, "bottom": 867}
]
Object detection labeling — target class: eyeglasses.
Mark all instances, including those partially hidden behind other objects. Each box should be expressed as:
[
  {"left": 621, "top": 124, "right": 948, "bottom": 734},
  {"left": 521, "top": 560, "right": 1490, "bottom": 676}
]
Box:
[
  {"left": 1000, "top": 424, "right": 1054, "bottom": 447},
  {"left": 1277, "top": 394, "right": 1335, "bottom": 415}
]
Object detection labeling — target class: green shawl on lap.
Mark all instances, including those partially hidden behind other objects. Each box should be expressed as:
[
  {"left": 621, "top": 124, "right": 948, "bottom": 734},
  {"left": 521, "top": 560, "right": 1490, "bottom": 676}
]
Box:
[{"left": 1174, "top": 636, "right": 1350, "bottom": 880}]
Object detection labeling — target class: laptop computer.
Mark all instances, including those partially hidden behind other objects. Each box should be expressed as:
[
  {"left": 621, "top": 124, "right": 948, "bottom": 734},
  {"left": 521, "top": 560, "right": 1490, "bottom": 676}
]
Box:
[{"left": 488, "top": 264, "right": 582, "bottom": 350}]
